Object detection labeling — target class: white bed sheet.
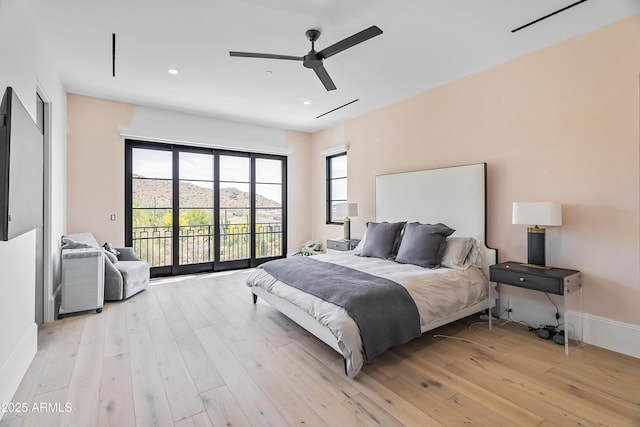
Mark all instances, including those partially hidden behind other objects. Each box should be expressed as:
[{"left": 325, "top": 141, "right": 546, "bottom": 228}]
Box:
[{"left": 247, "top": 251, "right": 489, "bottom": 377}]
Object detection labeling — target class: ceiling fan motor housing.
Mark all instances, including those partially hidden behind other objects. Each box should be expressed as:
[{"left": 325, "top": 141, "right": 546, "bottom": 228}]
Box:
[{"left": 303, "top": 52, "right": 322, "bottom": 69}]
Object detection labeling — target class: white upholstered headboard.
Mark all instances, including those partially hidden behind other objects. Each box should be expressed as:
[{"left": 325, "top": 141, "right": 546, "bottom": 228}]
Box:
[{"left": 375, "top": 163, "right": 497, "bottom": 277}]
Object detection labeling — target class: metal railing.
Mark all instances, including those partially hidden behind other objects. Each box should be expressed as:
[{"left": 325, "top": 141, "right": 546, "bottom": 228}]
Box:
[
  {"left": 255, "top": 223, "right": 283, "bottom": 258},
  {"left": 132, "top": 223, "right": 282, "bottom": 267},
  {"left": 132, "top": 225, "right": 172, "bottom": 267}
]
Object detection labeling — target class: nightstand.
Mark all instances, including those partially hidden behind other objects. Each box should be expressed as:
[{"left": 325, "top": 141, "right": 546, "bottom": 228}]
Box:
[
  {"left": 490, "top": 261, "right": 582, "bottom": 354},
  {"left": 326, "top": 238, "right": 360, "bottom": 252}
]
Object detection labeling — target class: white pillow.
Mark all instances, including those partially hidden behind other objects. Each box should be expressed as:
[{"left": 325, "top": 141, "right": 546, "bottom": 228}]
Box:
[
  {"left": 441, "top": 237, "right": 480, "bottom": 271},
  {"left": 354, "top": 229, "right": 367, "bottom": 254}
]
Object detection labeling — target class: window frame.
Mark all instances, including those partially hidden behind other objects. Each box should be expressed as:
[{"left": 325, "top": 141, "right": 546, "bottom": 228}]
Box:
[
  {"left": 326, "top": 152, "right": 348, "bottom": 224},
  {"left": 125, "top": 139, "right": 287, "bottom": 277}
]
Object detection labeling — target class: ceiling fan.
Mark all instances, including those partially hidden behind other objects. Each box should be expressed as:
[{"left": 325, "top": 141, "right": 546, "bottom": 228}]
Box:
[{"left": 229, "top": 25, "right": 383, "bottom": 91}]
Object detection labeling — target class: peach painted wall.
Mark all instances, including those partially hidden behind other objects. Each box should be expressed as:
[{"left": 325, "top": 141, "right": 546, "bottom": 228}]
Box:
[
  {"left": 313, "top": 16, "right": 640, "bottom": 326},
  {"left": 67, "top": 95, "right": 312, "bottom": 253},
  {"left": 285, "top": 130, "right": 313, "bottom": 253},
  {"left": 67, "top": 95, "right": 136, "bottom": 246}
]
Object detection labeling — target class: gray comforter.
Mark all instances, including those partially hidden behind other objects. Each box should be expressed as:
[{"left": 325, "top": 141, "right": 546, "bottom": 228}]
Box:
[{"left": 260, "top": 256, "right": 421, "bottom": 362}]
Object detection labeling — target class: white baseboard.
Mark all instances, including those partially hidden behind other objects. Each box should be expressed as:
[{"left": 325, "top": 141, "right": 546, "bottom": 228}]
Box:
[
  {"left": 500, "top": 293, "right": 640, "bottom": 359},
  {"left": 581, "top": 313, "right": 640, "bottom": 359},
  {"left": 0, "top": 323, "right": 37, "bottom": 420}
]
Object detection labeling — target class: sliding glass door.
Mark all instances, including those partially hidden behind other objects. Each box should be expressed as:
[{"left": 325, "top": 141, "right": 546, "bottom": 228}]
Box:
[
  {"left": 129, "top": 147, "right": 174, "bottom": 270},
  {"left": 255, "top": 158, "right": 284, "bottom": 259},
  {"left": 125, "top": 141, "right": 286, "bottom": 277},
  {"left": 178, "top": 150, "right": 215, "bottom": 267},
  {"left": 219, "top": 154, "right": 251, "bottom": 262}
]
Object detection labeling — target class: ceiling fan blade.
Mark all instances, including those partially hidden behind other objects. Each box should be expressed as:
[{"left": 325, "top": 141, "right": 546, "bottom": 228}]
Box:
[
  {"left": 229, "top": 51, "right": 303, "bottom": 61},
  {"left": 313, "top": 65, "right": 337, "bottom": 91},
  {"left": 318, "top": 25, "right": 382, "bottom": 59}
]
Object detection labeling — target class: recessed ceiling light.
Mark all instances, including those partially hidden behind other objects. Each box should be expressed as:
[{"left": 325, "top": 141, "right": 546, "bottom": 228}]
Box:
[
  {"left": 168, "top": 69, "right": 179, "bottom": 75},
  {"left": 303, "top": 100, "right": 311, "bottom": 105}
]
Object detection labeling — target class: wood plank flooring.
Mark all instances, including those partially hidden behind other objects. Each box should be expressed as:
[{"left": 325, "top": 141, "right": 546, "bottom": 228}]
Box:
[{"left": 2, "top": 270, "right": 640, "bottom": 426}]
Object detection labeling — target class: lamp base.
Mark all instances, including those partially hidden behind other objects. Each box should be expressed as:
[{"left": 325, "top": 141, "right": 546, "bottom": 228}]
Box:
[
  {"left": 526, "top": 226, "right": 546, "bottom": 267},
  {"left": 519, "top": 263, "right": 552, "bottom": 270},
  {"left": 343, "top": 217, "right": 351, "bottom": 240}
]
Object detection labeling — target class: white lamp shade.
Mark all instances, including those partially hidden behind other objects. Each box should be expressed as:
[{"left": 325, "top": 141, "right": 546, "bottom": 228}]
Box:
[
  {"left": 336, "top": 202, "right": 358, "bottom": 217},
  {"left": 512, "top": 202, "right": 562, "bottom": 226}
]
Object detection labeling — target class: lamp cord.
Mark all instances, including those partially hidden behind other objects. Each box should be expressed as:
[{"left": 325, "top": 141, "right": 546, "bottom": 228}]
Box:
[{"left": 432, "top": 314, "right": 514, "bottom": 356}]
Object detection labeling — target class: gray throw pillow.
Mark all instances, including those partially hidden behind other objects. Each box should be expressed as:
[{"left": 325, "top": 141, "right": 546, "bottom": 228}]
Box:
[
  {"left": 395, "top": 222, "right": 455, "bottom": 268},
  {"left": 103, "top": 242, "right": 121, "bottom": 259},
  {"left": 359, "top": 222, "right": 406, "bottom": 259}
]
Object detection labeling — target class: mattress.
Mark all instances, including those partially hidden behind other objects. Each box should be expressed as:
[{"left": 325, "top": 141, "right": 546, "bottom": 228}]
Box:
[{"left": 246, "top": 251, "right": 489, "bottom": 377}]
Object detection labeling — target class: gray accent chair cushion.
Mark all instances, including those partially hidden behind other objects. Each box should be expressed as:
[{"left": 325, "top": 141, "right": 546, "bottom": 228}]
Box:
[{"left": 62, "top": 232, "right": 149, "bottom": 301}]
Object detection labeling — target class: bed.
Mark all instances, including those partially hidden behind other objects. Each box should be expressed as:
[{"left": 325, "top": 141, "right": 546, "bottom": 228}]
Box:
[{"left": 246, "top": 163, "right": 498, "bottom": 377}]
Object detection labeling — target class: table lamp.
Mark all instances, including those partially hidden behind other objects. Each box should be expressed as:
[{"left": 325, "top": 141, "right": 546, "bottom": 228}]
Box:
[
  {"left": 512, "top": 202, "right": 562, "bottom": 268},
  {"left": 336, "top": 202, "right": 358, "bottom": 240}
]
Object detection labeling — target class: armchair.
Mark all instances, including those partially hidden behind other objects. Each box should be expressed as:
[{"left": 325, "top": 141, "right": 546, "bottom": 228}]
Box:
[{"left": 62, "top": 232, "right": 150, "bottom": 300}]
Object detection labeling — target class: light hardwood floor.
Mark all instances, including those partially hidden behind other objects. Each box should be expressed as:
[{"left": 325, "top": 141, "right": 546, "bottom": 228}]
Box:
[{"left": 2, "top": 270, "right": 640, "bottom": 426}]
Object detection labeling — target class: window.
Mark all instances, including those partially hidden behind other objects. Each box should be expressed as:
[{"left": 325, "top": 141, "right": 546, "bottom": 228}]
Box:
[
  {"left": 326, "top": 152, "right": 347, "bottom": 224},
  {"left": 125, "top": 140, "right": 287, "bottom": 277}
]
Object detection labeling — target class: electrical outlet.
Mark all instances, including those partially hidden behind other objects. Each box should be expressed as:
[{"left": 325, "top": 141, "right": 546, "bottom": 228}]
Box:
[{"left": 110, "top": 214, "right": 116, "bottom": 221}]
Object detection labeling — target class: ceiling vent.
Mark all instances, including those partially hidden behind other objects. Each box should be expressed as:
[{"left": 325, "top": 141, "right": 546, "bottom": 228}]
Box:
[
  {"left": 512, "top": 0, "right": 588, "bottom": 33},
  {"left": 112, "top": 33, "right": 116, "bottom": 77},
  {"left": 316, "top": 99, "right": 359, "bottom": 119}
]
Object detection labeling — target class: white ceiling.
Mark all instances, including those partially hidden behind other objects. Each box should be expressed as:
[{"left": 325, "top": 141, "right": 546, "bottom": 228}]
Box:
[{"left": 30, "top": 0, "right": 639, "bottom": 133}]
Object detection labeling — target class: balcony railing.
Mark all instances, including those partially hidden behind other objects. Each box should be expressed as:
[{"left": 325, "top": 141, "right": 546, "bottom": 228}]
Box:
[
  {"left": 132, "top": 223, "right": 282, "bottom": 267},
  {"left": 132, "top": 225, "right": 172, "bottom": 267}
]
